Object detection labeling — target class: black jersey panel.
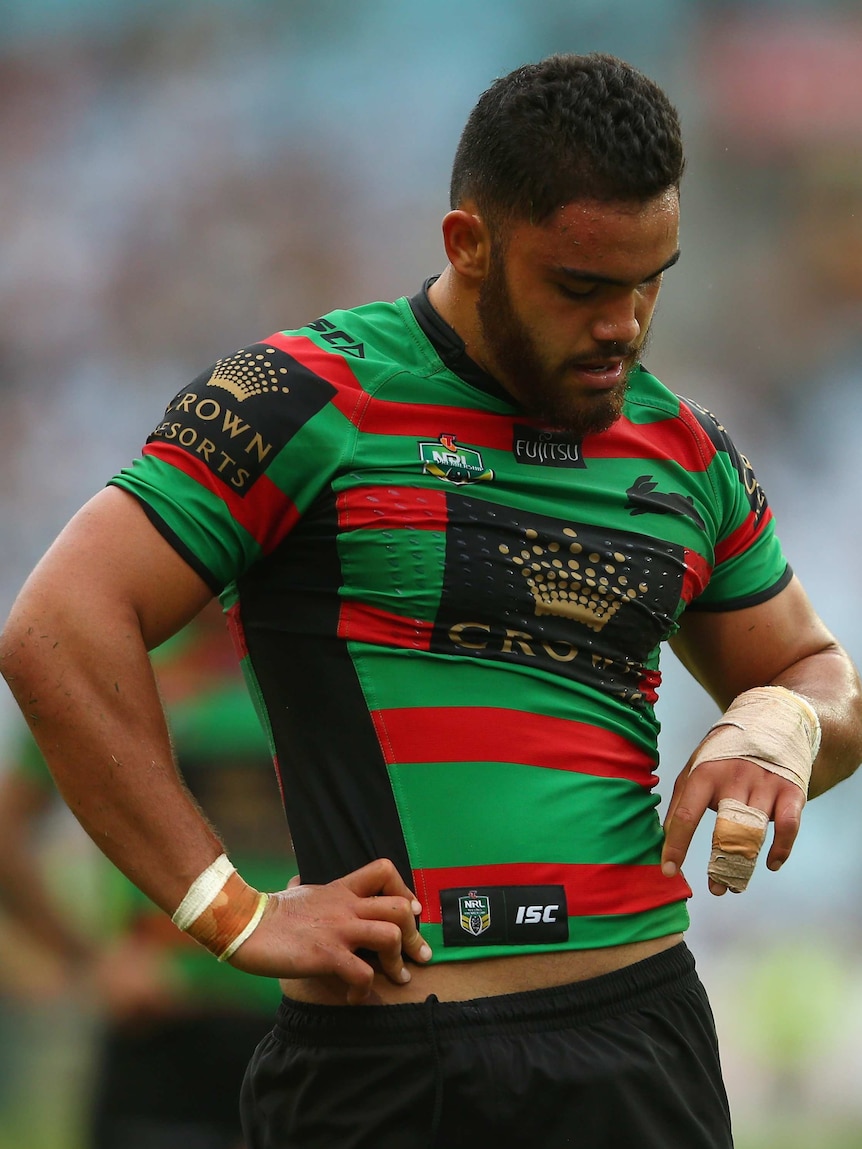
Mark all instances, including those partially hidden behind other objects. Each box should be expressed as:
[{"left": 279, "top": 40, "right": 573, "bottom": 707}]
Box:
[
  {"left": 429, "top": 492, "right": 685, "bottom": 708},
  {"left": 234, "top": 489, "right": 413, "bottom": 887}
]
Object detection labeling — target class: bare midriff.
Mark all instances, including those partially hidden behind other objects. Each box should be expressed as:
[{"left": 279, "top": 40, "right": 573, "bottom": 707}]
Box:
[{"left": 280, "top": 932, "right": 684, "bottom": 1006}]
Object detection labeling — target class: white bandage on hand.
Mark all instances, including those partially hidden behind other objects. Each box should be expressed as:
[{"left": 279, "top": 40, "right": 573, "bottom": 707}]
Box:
[{"left": 689, "top": 686, "right": 821, "bottom": 892}]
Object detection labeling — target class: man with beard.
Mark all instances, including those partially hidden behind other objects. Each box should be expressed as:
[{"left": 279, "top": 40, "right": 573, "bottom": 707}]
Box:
[{"left": 2, "top": 54, "right": 861, "bottom": 1149}]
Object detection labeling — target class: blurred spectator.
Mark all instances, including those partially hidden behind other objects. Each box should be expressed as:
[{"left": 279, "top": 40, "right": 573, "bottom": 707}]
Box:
[{"left": 0, "top": 602, "right": 295, "bottom": 1149}]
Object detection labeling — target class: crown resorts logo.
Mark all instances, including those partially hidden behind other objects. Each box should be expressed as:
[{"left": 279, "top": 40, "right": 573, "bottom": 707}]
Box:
[
  {"left": 419, "top": 434, "right": 494, "bottom": 485},
  {"left": 459, "top": 891, "right": 491, "bottom": 936},
  {"left": 499, "top": 527, "right": 647, "bottom": 633},
  {"left": 206, "top": 348, "right": 291, "bottom": 402}
]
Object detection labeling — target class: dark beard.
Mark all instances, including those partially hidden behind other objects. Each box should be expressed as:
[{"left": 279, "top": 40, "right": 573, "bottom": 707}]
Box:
[{"left": 476, "top": 249, "right": 633, "bottom": 438}]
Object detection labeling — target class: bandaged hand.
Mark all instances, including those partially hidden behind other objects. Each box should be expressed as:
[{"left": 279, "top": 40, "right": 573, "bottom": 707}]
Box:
[{"left": 662, "top": 686, "right": 821, "bottom": 894}]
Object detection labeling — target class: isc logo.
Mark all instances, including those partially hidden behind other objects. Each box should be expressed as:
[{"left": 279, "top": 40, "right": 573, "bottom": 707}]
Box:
[{"left": 514, "top": 904, "right": 559, "bottom": 925}]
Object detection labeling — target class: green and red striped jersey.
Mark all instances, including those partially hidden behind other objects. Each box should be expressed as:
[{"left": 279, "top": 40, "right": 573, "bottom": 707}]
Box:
[{"left": 110, "top": 285, "right": 790, "bottom": 961}]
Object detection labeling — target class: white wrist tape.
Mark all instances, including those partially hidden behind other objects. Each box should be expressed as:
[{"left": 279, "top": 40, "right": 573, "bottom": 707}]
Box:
[
  {"left": 172, "top": 854, "right": 236, "bottom": 931},
  {"left": 171, "top": 853, "right": 269, "bottom": 960},
  {"left": 217, "top": 891, "right": 270, "bottom": 962},
  {"left": 690, "top": 686, "right": 821, "bottom": 892}
]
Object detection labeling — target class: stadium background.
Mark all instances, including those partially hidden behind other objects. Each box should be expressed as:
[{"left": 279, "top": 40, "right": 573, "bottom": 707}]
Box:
[{"left": 1, "top": 1, "right": 862, "bottom": 1146}]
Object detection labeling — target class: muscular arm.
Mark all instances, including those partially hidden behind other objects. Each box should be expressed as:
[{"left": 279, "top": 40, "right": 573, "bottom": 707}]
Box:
[
  {"left": 0, "top": 487, "right": 216, "bottom": 909},
  {"left": 664, "top": 575, "right": 862, "bottom": 887},
  {"left": 0, "top": 486, "right": 428, "bottom": 998}
]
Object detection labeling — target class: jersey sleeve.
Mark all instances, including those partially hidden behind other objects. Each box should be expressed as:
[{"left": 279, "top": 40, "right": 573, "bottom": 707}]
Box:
[
  {"left": 109, "top": 339, "right": 343, "bottom": 591},
  {"left": 681, "top": 398, "right": 792, "bottom": 611}
]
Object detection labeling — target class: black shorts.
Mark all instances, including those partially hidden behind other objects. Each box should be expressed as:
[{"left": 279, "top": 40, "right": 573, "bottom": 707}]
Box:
[{"left": 240, "top": 942, "right": 732, "bottom": 1149}]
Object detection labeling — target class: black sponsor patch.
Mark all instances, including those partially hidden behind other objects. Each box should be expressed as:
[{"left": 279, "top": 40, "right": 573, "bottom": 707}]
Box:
[
  {"left": 147, "top": 342, "right": 335, "bottom": 495},
  {"left": 512, "top": 425, "right": 586, "bottom": 468},
  {"left": 441, "top": 885, "right": 568, "bottom": 946},
  {"left": 430, "top": 494, "right": 685, "bottom": 706}
]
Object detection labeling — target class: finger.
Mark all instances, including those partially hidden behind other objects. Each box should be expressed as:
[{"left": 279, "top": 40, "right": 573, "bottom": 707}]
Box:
[
  {"left": 401, "top": 919, "right": 433, "bottom": 965},
  {"left": 357, "top": 919, "right": 412, "bottom": 987},
  {"left": 661, "top": 770, "right": 713, "bottom": 877},
  {"left": 332, "top": 951, "right": 376, "bottom": 1006},
  {"left": 662, "top": 750, "right": 698, "bottom": 830},
  {"left": 707, "top": 798, "right": 768, "bottom": 894},
  {"left": 354, "top": 896, "right": 433, "bottom": 964},
  {"left": 287, "top": 874, "right": 301, "bottom": 889},
  {"left": 766, "top": 787, "right": 805, "bottom": 872},
  {"left": 342, "top": 859, "right": 422, "bottom": 914}
]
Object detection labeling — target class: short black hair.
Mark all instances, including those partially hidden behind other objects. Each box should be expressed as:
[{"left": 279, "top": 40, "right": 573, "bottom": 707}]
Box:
[{"left": 450, "top": 53, "right": 685, "bottom": 227}]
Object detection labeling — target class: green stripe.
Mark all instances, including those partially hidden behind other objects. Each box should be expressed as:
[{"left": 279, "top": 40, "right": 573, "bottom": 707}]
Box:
[
  {"left": 349, "top": 646, "right": 658, "bottom": 755},
  {"left": 338, "top": 529, "right": 446, "bottom": 621},
  {"left": 264, "top": 405, "right": 353, "bottom": 514},
  {"left": 420, "top": 901, "right": 690, "bottom": 960},
  {"left": 697, "top": 524, "right": 788, "bottom": 605},
  {"left": 390, "top": 761, "right": 662, "bottom": 869}
]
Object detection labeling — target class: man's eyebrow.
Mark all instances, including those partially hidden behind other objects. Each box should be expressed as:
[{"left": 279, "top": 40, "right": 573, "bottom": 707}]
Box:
[{"left": 554, "top": 249, "right": 681, "bottom": 287}]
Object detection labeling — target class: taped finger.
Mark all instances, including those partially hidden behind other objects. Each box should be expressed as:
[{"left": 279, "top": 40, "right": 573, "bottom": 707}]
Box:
[{"left": 708, "top": 798, "right": 769, "bottom": 893}]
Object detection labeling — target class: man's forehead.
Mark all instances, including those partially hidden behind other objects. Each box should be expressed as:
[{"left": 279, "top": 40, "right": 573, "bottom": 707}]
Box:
[{"left": 511, "top": 191, "right": 680, "bottom": 271}]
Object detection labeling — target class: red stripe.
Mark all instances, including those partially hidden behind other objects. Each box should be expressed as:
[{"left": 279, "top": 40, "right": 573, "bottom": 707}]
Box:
[
  {"left": 268, "top": 332, "right": 729, "bottom": 478},
  {"left": 336, "top": 486, "right": 448, "bottom": 531},
  {"left": 267, "top": 333, "right": 514, "bottom": 449},
  {"left": 714, "top": 506, "right": 774, "bottom": 565},
  {"left": 352, "top": 402, "right": 514, "bottom": 450},
  {"left": 143, "top": 442, "right": 299, "bottom": 554},
  {"left": 264, "top": 331, "right": 367, "bottom": 394},
  {"left": 416, "top": 861, "right": 691, "bottom": 921},
  {"left": 681, "top": 548, "right": 713, "bottom": 603},
  {"left": 584, "top": 411, "right": 714, "bottom": 471},
  {"left": 267, "top": 333, "right": 724, "bottom": 473},
  {"left": 338, "top": 601, "right": 434, "bottom": 651},
  {"left": 371, "top": 707, "right": 657, "bottom": 786}
]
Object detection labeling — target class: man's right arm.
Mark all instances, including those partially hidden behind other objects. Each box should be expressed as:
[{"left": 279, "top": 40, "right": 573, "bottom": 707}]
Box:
[{"left": 0, "top": 486, "right": 429, "bottom": 1002}]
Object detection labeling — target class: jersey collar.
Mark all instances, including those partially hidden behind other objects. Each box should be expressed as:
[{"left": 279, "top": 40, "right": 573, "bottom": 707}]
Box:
[{"left": 408, "top": 278, "right": 515, "bottom": 405}]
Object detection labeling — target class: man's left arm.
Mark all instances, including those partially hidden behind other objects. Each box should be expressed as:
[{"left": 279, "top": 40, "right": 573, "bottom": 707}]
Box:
[{"left": 663, "top": 574, "right": 862, "bottom": 894}]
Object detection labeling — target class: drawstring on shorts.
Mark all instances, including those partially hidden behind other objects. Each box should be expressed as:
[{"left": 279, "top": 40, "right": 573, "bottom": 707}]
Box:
[{"left": 424, "top": 993, "right": 443, "bottom": 1148}]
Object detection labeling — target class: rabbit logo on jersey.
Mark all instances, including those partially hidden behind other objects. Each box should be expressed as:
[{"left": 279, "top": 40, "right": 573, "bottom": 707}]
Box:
[{"left": 459, "top": 891, "right": 491, "bottom": 936}]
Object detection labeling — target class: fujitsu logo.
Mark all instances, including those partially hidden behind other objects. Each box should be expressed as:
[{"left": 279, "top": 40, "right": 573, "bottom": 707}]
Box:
[{"left": 512, "top": 425, "right": 585, "bottom": 468}]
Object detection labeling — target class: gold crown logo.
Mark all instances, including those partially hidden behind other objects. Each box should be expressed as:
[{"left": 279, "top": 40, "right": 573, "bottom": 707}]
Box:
[
  {"left": 207, "top": 348, "right": 290, "bottom": 402},
  {"left": 500, "top": 527, "right": 645, "bottom": 633}
]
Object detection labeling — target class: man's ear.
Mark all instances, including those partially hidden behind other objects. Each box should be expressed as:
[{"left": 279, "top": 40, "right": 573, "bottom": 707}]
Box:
[{"left": 440, "top": 209, "right": 491, "bottom": 282}]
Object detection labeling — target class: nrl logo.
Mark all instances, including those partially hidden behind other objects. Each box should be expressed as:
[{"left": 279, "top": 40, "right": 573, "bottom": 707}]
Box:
[
  {"left": 419, "top": 434, "right": 494, "bottom": 485},
  {"left": 459, "top": 891, "right": 491, "bottom": 936}
]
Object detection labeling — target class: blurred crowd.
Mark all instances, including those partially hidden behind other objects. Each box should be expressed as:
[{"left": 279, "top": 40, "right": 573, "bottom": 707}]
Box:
[{"left": 2, "top": 2, "right": 862, "bottom": 1147}]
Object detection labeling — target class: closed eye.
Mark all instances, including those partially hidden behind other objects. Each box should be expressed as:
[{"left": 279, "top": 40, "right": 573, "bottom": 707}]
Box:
[{"left": 557, "top": 281, "right": 598, "bottom": 300}]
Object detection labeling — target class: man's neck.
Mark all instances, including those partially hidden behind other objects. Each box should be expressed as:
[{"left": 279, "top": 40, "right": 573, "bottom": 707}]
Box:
[{"left": 426, "top": 268, "right": 483, "bottom": 364}]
